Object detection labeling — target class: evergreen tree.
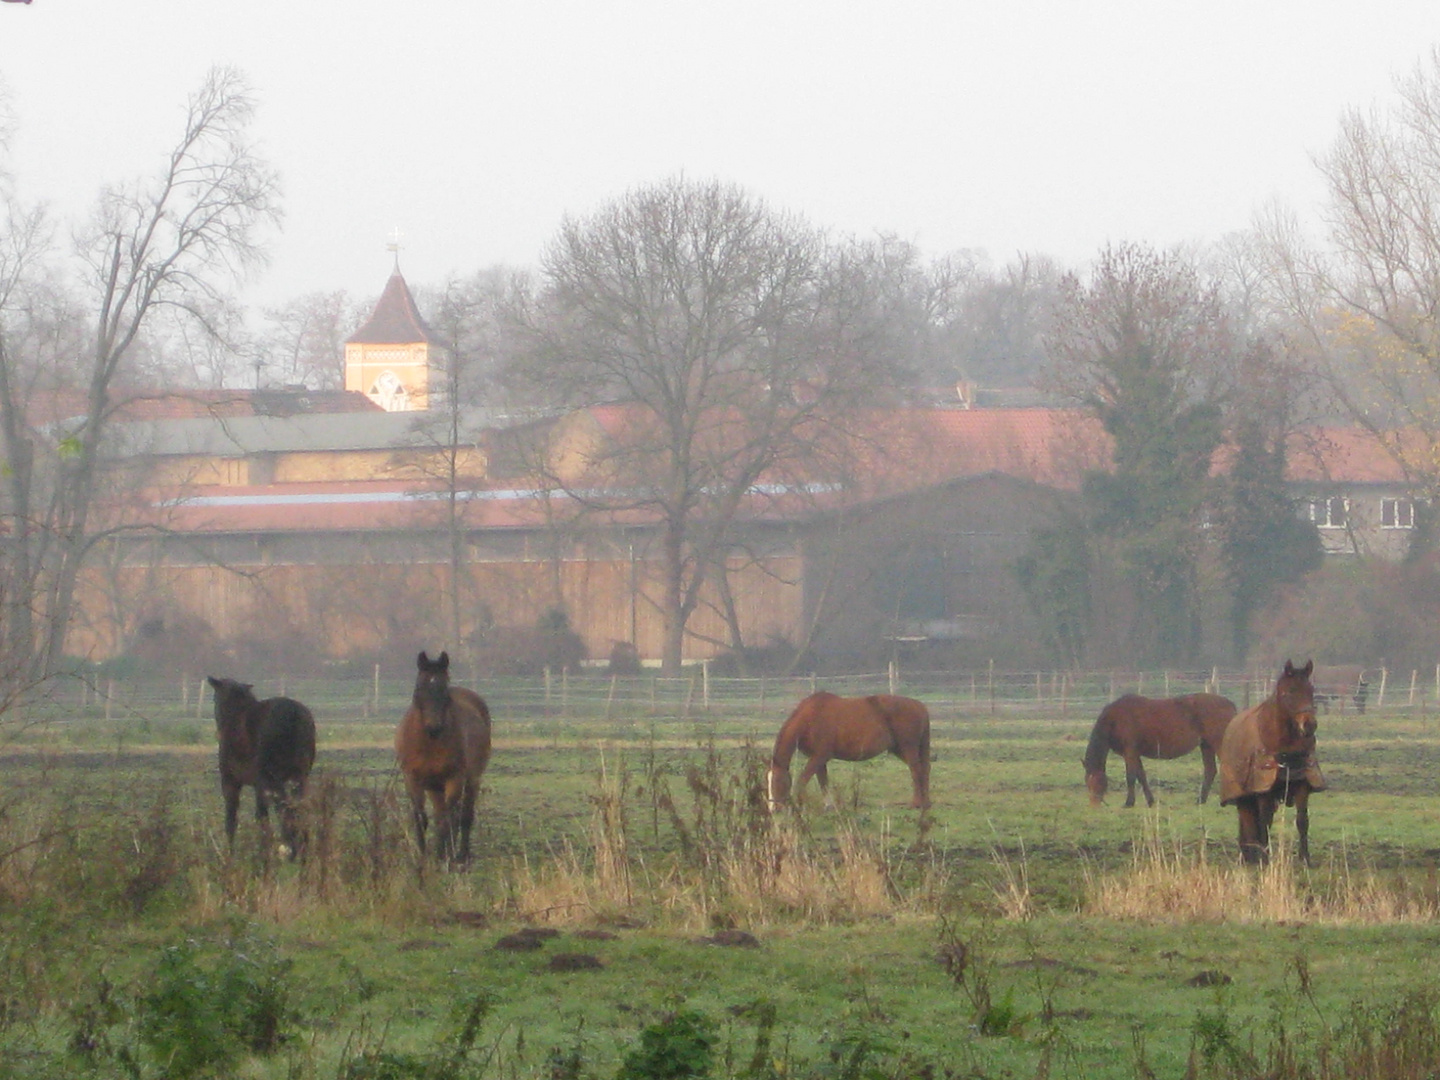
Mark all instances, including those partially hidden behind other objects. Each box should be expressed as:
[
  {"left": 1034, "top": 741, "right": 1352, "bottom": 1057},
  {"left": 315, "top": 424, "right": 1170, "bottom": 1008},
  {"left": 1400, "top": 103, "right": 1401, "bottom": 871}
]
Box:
[{"left": 1047, "top": 244, "right": 1231, "bottom": 665}]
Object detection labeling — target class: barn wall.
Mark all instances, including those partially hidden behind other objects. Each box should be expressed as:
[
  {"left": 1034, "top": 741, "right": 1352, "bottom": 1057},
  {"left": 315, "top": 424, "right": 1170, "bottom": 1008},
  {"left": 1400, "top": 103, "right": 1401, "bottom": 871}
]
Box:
[{"left": 67, "top": 536, "right": 805, "bottom": 669}]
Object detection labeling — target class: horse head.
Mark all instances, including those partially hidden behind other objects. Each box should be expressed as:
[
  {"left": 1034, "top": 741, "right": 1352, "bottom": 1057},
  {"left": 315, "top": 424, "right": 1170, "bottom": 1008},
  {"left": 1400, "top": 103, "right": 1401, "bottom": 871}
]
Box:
[
  {"left": 1273, "top": 658, "right": 1318, "bottom": 749},
  {"left": 765, "top": 761, "right": 792, "bottom": 810},
  {"left": 413, "top": 650, "right": 453, "bottom": 737},
  {"left": 1084, "top": 763, "right": 1108, "bottom": 806},
  {"left": 207, "top": 676, "right": 257, "bottom": 727}
]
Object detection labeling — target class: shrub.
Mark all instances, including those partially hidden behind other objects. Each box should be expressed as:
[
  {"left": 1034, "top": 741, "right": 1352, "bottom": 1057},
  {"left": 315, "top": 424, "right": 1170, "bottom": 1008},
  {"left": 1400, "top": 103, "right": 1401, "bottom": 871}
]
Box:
[
  {"left": 615, "top": 1009, "right": 717, "bottom": 1080},
  {"left": 136, "top": 928, "right": 294, "bottom": 1078}
]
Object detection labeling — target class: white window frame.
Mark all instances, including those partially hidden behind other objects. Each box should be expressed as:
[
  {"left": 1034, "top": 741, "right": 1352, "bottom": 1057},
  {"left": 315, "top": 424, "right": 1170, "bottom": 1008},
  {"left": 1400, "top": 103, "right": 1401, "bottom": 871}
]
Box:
[
  {"left": 1382, "top": 497, "right": 1416, "bottom": 529},
  {"left": 1308, "top": 496, "right": 1348, "bottom": 529}
]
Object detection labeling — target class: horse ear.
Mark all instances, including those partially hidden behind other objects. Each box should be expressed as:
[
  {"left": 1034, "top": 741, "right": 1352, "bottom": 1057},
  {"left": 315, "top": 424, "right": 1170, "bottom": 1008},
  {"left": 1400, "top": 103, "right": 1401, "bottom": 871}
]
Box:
[
  {"left": 417, "top": 650, "right": 429, "bottom": 668},
  {"left": 1302, "top": 659, "right": 1314, "bottom": 678},
  {"left": 1283, "top": 660, "right": 1295, "bottom": 677},
  {"left": 438, "top": 651, "right": 450, "bottom": 670},
  {"left": 207, "top": 675, "right": 221, "bottom": 690}
]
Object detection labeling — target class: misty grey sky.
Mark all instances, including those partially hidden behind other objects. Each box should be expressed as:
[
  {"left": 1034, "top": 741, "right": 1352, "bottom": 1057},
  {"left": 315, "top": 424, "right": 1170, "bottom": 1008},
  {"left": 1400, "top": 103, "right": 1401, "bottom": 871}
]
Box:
[{"left": 3, "top": 1, "right": 1440, "bottom": 308}]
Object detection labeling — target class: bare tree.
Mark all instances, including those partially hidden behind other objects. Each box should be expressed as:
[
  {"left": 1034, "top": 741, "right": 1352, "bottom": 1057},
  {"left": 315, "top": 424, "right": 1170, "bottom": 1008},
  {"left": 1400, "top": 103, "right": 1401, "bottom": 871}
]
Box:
[
  {"left": 0, "top": 66, "right": 279, "bottom": 679},
  {"left": 1255, "top": 48, "right": 1440, "bottom": 490},
  {"left": 260, "top": 289, "right": 362, "bottom": 389},
  {"left": 514, "top": 177, "right": 904, "bottom": 673}
]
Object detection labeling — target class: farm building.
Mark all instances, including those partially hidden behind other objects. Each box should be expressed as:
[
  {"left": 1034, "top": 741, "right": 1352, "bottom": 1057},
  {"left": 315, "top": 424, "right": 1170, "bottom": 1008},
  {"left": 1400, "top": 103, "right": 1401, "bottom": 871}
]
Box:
[{"left": 21, "top": 264, "right": 1434, "bottom": 672}]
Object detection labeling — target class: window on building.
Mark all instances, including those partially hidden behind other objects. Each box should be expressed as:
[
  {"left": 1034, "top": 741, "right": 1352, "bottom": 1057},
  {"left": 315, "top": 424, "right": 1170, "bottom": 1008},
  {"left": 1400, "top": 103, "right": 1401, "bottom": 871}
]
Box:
[
  {"left": 1308, "top": 496, "right": 1348, "bottom": 529},
  {"left": 1382, "top": 497, "right": 1416, "bottom": 529}
]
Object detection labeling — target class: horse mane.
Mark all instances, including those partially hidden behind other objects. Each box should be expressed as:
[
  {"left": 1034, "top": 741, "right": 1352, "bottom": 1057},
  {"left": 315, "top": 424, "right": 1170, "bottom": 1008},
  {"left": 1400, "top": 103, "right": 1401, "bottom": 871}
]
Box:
[
  {"left": 1083, "top": 703, "right": 1115, "bottom": 774},
  {"left": 771, "top": 692, "right": 827, "bottom": 768}
]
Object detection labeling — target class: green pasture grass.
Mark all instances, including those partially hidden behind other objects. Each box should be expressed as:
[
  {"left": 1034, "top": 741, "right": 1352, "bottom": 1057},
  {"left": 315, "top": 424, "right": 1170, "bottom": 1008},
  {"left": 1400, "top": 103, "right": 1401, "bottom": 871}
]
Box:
[
  {"left": 6, "top": 903, "right": 1440, "bottom": 1077},
  {"left": 5, "top": 699, "right": 1440, "bottom": 1076}
]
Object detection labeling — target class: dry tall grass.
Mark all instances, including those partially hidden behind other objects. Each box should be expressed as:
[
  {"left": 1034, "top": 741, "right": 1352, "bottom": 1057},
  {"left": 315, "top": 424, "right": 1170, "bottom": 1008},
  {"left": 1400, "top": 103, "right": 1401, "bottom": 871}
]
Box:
[
  {"left": 503, "top": 747, "right": 915, "bottom": 930},
  {"left": 1085, "top": 811, "right": 1440, "bottom": 925}
]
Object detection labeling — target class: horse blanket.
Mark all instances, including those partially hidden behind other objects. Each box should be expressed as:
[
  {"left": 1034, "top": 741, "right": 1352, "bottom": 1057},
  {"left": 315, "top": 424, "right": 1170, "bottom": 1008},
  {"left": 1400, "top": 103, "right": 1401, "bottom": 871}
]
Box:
[{"left": 1218, "top": 704, "right": 1326, "bottom": 806}]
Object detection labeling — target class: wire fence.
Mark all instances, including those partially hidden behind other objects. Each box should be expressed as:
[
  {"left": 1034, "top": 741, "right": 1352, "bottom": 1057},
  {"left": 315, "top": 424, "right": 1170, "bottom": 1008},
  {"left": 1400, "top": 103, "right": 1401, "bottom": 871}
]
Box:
[{"left": 11, "top": 660, "right": 1434, "bottom": 731}]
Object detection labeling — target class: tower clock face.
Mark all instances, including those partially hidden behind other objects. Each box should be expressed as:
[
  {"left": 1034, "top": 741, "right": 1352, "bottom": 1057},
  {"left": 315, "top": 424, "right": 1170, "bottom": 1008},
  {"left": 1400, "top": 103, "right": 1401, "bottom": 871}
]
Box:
[{"left": 371, "top": 370, "right": 409, "bottom": 411}]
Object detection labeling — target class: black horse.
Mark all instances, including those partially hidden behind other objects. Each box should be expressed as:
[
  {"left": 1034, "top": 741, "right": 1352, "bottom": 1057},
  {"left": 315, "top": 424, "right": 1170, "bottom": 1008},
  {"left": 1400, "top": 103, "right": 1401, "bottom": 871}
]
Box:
[{"left": 208, "top": 676, "right": 317, "bottom": 859}]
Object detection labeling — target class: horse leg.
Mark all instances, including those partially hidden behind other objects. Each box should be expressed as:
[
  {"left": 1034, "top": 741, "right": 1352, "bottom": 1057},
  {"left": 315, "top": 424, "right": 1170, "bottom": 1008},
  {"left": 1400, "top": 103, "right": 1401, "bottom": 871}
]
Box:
[
  {"left": 404, "top": 778, "right": 429, "bottom": 855},
  {"left": 1293, "top": 785, "right": 1312, "bottom": 867},
  {"left": 812, "top": 761, "right": 834, "bottom": 808},
  {"left": 1198, "top": 744, "right": 1217, "bottom": 804},
  {"left": 1255, "top": 795, "right": 1279, "bottom": 864},
  {"left": 430, "top": 790, "right": 453, "bottom": 862},
  {"left": 273, "top": 779, "right": 303, "bottom": 861},
  {"left": 1121, "top": 750, "right": 1147, "bottom": 807},
  {"left": 222, "top": 777, "right": 242, "bottom": 850},
  {"left": 455, "top": 779, "right": 478, "bottom": 863},
  {"left": 437, "top": 776, "right": 473, "bottom": 864},
  {"left": 903, "top": 749, "right": 931, "bottom": 809},
  {"left": 1236, "top": 799, "right": 1265, "bottom": 864},
  {"left": 794, "top": 756, "right": 822, "bottom": 806}
]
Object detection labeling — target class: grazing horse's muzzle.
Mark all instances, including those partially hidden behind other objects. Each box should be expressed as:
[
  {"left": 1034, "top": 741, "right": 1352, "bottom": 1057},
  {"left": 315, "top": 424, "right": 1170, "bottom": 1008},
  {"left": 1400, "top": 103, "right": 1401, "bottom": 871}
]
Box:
[{"left": 765, "top": 765, "right": 789, "bottom": 810}]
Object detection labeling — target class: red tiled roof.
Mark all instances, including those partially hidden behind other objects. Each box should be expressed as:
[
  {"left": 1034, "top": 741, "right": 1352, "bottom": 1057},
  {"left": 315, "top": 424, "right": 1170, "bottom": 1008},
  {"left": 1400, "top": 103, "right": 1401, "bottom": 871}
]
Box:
[
  {"left": 345, "top": 270, "right": 434, "bottom": 345},
  {"left": 577, "top": 404, "right": 1111, "bottom": 493},
  {"left": 1285, "top": 427, "right": 1413, "bottom": 485}
]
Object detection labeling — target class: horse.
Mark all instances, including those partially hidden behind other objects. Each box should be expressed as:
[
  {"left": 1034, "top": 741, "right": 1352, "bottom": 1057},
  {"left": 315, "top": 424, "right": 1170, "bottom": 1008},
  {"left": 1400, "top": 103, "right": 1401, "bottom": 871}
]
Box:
[
  {"left": 766, "top": 691, "right": 931, "bottom": 810},
  {"left": 1311, "top": 663, "right": 1370, "bottom": 714},
  {"left": 1219, "top": 659, "right": 1326, "bottom": 865},
  {"left": 1082, "top": 693, "right": 1238, "bottom": 807},
  {"left": 395, "top": 650, "right": 492, "bottom": 862},
  {"left": 207, "top": 676, "right": 316, "bottom": 859}
]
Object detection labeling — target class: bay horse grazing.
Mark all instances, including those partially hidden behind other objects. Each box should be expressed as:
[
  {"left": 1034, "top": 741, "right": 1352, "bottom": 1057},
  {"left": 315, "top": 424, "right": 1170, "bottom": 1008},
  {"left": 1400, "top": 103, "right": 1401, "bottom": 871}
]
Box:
[
  {"left": 1219, "top": 659, "right": 1326, "bottom": 865},
  {"left": 767, "top": 691, "right": 931, "bottom": 810},
  {"left": 1083, "top": 693, "right": 1238, "bottom": 807},
  {"left": 395, "top": 650, "right": 492, "bottom": 862},
  {"left": 208, "top": 676, "right": 317, "bottom": 860}
]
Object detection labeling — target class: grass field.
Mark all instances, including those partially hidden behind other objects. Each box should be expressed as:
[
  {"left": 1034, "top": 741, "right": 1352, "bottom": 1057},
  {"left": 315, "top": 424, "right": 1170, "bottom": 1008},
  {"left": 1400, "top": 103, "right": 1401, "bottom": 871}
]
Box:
[{"left": 4, "top": 673, "right": 1440, "bottom": 1078}]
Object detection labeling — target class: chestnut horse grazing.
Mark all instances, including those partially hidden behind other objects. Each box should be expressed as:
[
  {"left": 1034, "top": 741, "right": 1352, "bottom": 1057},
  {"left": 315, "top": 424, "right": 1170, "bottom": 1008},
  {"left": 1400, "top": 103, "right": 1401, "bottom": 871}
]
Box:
[
  {"left": 1219, "top": 660, "right": 1326, "bottom": 865},
  {"left": 767, "top": 692, "right": 931, "bottom": 810},
  {"left": 208, "top": 676, "right": 316, "bottom": 859},
  {"left": 395, "top": 650, "right": 492, "bottom": 862},
  {"left": 1083, "top": 693, "right": 1238, "bottom": 807}
]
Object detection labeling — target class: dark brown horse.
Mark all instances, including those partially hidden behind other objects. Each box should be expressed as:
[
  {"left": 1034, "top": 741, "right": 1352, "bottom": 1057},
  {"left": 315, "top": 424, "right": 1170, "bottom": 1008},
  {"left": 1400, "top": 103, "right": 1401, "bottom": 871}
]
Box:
[
  {"left": 766, "top": 691, "right": 931, "bottom": 810},
  {"left": 395, "top": 650, "right": 492, "bottom": 862},
  {"left": 1083, "top": 693, "right": 1238, "bottom": 807},
  {"left": 1219, "top": 659, "right": 1326, "bottom": 865},
  {"left": 208, "top": 676, "right": 316, "bottom": 859}
]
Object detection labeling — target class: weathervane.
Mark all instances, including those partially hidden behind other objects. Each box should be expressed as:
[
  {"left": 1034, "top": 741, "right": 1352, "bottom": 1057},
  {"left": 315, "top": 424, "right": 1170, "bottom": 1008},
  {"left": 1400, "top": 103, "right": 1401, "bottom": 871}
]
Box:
[{"left": 387, "top": 226, "right": 404, "bottom": 270}]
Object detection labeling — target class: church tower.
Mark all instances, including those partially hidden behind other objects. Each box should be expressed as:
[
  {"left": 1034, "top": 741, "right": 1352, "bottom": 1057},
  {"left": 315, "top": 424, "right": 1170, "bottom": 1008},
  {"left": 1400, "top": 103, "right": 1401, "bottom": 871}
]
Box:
[{"left": 344, "top": 265, "right": 433, "bottom": 411}]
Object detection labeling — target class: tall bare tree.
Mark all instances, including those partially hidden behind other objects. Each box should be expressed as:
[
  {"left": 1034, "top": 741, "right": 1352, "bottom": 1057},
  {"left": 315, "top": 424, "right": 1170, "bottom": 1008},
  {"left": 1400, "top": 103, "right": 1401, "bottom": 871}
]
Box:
[
  {"left": 0, "top": 67, "right": 279, "bottom": 679},
  {"left": 1256, "top": 48, "right": 1440, "bottom": 490},
  {"left": 514, "top": 177, "right": 902, "bottom": 673}
]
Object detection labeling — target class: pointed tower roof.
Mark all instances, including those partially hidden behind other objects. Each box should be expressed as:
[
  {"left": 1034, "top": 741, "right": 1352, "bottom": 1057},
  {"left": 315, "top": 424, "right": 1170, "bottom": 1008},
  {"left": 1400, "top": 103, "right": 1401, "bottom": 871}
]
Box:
[{"left": 346, "top": 270, "right": 434, "bottom": 345}]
